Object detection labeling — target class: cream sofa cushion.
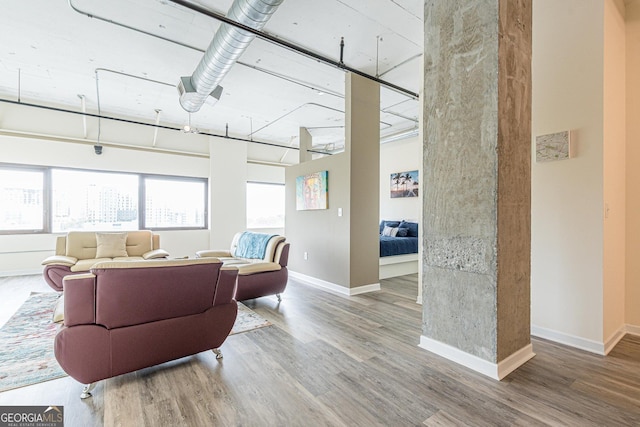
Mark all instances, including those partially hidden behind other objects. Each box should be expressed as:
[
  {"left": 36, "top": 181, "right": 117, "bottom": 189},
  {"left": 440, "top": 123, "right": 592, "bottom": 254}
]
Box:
[
  {"left": 125, "top": 230, "right": 154, "bottom": 256},
  {"left": 65, "top": 231, "right": 98, "bottom": 260},
  {"left": 96, "top": 233, "right": 128, "bottom": 258},
  {"left": 235, "top": 262, "right": 281, "bottom": 275},
  {"left": 71, "top": 258, "right": 111, "bottom": 272}
]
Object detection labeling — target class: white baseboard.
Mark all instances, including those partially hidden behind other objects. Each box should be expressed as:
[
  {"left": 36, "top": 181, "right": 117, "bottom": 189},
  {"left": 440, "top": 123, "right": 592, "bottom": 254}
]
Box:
[
  {"left": 532, "top": 324, "right": 638, "bottom": 355},
  {"left": 418, "top": 336, "right": 535, "bottom": 380},
  {"left": 531, "top": 325, "right": 606, "bottom": 355},
  {"left": 289, "top": 271, "right": 380, "bottom": 296},
  {"left": 626, "top": 324, "right": 640, "bottom": 336},
  {"left": 604, "top": 326, "right": 627, "bottom": 355},
  {"left": 0, "top": 269, "right": 42, "bottom": 277}
]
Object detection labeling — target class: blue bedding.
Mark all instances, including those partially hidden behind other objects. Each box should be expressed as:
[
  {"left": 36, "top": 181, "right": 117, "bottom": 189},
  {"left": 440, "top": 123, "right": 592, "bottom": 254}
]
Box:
[{"left": 380, "top": 236, "right": 419, "bottom": 257}]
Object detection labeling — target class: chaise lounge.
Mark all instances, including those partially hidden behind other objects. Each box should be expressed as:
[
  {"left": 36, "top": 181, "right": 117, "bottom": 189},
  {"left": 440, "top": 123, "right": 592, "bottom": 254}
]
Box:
[
  {"left": 196, "top": 231, "right": 289, "bottom": 301},
  {"left": 54, "top": 257, "right": 238, "bottom": 399}
]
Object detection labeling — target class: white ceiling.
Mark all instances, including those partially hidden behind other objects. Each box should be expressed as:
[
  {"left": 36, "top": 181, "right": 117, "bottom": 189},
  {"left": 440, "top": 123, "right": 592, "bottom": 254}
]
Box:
[{"left": 0, "top": 0, "right": 423, "bottom": 160}]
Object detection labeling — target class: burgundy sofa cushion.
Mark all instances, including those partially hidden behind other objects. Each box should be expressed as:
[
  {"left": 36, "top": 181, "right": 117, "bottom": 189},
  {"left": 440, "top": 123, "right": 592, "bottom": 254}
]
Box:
[{"left": 93, "top": 261, "right": 221, "bottom": 329}]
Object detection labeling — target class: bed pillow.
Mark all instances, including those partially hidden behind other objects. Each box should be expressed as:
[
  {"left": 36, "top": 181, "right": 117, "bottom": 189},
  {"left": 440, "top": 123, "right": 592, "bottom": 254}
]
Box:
[
  {"left": 382, "top": 226, "right": 399, "bottom": 237},
  {"left": 399, "top": 221, "right": 419, "bottom": 237},
  {"left": 396, "top": 227, "right": 408, "bottom": 237},
  {"left": 380, "top": 220, "right": 401, "bottom": 234}
]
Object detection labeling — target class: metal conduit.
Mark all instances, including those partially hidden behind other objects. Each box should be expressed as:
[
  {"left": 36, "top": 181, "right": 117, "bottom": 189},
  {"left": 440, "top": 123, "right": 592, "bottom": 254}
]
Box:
[
  {"left": 179, "top": 0, "right": 285, "bottom": 112},
  {"left": 0, "top": 98, "right": 332, "bottom": 156},
  {"left": 168, "top": 0, "right": 420, "bottom": 100}
]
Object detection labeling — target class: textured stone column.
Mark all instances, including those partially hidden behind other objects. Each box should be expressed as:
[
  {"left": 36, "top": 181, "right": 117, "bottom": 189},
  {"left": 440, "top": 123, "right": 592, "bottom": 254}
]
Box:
[{"left": 420, "top": 0, "right": 532, "bottom": 379}]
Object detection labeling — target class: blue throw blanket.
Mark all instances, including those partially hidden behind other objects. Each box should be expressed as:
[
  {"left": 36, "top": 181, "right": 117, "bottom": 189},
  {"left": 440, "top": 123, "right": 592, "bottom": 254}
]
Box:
[{"left": 235, "top": 232, "right": 276, "bottom": 259}]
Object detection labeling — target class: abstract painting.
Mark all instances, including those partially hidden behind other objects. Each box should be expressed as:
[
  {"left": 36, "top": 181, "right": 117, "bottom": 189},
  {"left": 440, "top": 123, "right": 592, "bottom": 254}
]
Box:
[
  {"left": 536, "top": 130, "right": 572, "bottom": 162},
  {"left": 296, "top": 171, "right": 328, "bottom": 210}
]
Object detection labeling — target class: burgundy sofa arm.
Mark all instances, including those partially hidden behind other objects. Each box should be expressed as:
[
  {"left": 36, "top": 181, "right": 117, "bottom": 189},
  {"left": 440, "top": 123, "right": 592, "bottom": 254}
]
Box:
[
  {"left": 277, "top": 243, "right": 290, "bottom": 267},
  {"left": 62, "top": 274, "right": 96, "bottom": 327},
  {"left": 213, "top": 266, "right": 238, "bottom": 306}
]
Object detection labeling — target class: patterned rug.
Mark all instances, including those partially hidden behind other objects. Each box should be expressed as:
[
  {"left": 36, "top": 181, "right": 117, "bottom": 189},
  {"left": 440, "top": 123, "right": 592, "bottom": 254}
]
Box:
[
  {"left": 0, "top": 293, "right": 270, "bottom": 393},
  {"left": 0, "top": 292, "right": 65, "bottom": 393},
  {"left": 232, "top": 302, "right": 272, "bottom": 335}
]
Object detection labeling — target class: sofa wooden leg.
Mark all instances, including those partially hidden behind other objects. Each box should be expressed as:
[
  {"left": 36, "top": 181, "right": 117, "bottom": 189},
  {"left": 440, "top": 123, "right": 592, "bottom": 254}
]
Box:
[
  {"left": 213, "top": 348, "right": 223, "bottom": 359},
  {"left": 80, "top": 383, "right": 95, "bottom": 399},
  {"left": 276, "top": 293, "right": 282, "bottom": 303}
]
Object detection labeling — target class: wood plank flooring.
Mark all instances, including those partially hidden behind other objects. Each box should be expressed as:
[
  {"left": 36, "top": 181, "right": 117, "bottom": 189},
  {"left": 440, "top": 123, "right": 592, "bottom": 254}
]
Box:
[{"left": 0, "top": 273, "right": 639, "bottom": 426}]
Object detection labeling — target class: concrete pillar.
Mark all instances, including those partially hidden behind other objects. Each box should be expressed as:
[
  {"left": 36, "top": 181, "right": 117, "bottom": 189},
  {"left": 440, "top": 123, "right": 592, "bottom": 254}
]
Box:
[
  {"left": 299, "top": 127, "right": 313, "bottom": 163},
  {"left": 420, "top": 0, "right": 533, "bottom": 379}
]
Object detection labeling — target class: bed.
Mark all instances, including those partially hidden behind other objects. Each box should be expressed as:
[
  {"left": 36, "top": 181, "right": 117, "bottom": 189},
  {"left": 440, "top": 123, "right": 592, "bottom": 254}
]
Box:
[{"left": 379, "top": 220, "right": 419, "bottom": 257}]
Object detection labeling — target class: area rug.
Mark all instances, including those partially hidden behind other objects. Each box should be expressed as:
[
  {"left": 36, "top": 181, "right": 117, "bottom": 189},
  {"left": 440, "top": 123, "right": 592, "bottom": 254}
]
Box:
[
  {"left": 0, "top": 293, "right": 271, "bottom": 393},
  {"left": 231, "top": 302, "right": 272, "bottom": 335},
  {"left": 0, "top": 292, "right": 65, "bottom": 393}
]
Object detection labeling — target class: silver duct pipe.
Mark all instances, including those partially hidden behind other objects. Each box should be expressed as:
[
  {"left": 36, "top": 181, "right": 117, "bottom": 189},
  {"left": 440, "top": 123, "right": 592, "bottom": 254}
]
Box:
[{"left": 178, "top": 0, "right": 284, "bottom": 112}]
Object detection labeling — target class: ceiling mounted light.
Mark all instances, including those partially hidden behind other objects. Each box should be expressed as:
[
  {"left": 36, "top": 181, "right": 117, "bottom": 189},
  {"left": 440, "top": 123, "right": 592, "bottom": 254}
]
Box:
[{"left": 182, "top": 113, "right": 199, "bottom": 134}]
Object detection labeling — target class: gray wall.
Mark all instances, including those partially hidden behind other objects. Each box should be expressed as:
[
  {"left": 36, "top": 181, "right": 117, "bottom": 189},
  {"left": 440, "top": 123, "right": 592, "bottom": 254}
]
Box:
[{"left": 285, "top": 73, "right": 380, "bottom": 290}]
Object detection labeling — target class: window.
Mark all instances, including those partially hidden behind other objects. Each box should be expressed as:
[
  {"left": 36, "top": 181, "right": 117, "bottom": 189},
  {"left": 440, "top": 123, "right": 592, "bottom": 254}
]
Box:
[
  {"left": 144, "top": 177, "right": 206, "bottom": 229},
  {"left": 0, "top": 163, "right": 208, "bottom": 233},
  {"left": 246, "top": 182, "right": 285, "bottom": 229},
  {"left": 0, "top": 167, "right": 45, "bottom": 232},
  {"left": 51, "top": 169, "right": 139, "bottom": 232}
]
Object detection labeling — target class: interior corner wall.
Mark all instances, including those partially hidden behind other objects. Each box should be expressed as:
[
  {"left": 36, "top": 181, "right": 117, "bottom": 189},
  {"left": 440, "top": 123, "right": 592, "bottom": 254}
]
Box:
[
  {"left": 379, "top": 136, "right": 421, "bottom": 222},
  {"left": 625, "top": 0, "right": 640, "bottom": 329},
  {"left": 209, "top": 136, "right": 247, "bottom": 249},
  {"left": 285, "top": 153, "right": 351, "bottom": 287},
  {"left": 531, "top": 0, "right": 605, "bottom": 344},
  {"left": 603, "top": 0, "right": 627, "bottom": 344}
]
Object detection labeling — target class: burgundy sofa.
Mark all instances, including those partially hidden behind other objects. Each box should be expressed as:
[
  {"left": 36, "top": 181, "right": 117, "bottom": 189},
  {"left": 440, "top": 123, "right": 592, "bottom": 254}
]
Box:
[
  {"left": 54, "top": 258, "right": 238, "bottom": 398},
  {"left": 196, "top": 232, "right": 290, "bottom": 301}
]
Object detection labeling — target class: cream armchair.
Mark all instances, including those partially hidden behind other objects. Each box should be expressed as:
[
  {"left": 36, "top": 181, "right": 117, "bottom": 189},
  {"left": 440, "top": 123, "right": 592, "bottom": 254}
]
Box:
[{"left": 196, "top": 232, "right": 289, "bottom": 301}]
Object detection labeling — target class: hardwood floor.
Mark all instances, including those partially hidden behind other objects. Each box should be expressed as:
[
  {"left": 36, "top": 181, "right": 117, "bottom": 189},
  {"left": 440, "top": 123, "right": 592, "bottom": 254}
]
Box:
[{"left": 1, "top": 273, "right": 639, "bottom": 426}]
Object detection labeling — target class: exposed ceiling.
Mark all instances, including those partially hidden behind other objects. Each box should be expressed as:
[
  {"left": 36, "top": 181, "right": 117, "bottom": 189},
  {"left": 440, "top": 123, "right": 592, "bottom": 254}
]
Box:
[{"left": 0, "top": 0, "right": 423, "bottom": 162}]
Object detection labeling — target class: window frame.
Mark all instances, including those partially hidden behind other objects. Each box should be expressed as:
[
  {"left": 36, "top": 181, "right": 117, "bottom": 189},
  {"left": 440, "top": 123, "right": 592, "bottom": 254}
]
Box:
[
  {"left": 141, "top": 174, "right": 209, "bottom": 231},
  {"left": 0, "top": 163, "right": 208, "bottom": 234},
  {"left": 246, "top": 180, "right": 285, "bottom": 230}
]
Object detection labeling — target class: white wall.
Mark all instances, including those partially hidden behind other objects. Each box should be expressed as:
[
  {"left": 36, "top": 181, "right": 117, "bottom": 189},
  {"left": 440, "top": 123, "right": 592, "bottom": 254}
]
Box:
[
  {"left": 379, "top": 136, "right": 421, "bottom": 222},
  {"left": 626, "top": 0, "right": 640, "bottom": 331},
  {"left": 209, "top": 137, "right": 247, "bottom": 249},
  {"left": 532, "top": 0, "right": 605, "bottom": 345},
  {"left": 602, "top": 0, "right": 627, "bottom": 345}
]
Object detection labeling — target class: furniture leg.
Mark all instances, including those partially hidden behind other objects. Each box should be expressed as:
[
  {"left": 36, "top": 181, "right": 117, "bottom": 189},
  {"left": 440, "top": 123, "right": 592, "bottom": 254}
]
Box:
[
  {"left": 80, "top": 383, "right": 96, "bottom": 399},
  {"left": 213, "top": 348, "right": 223, "bottom": 359}
]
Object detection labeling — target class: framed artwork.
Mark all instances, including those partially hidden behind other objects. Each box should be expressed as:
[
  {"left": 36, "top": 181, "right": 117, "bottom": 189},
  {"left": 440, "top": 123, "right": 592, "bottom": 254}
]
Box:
[
  {"left": 536, "top": 130, "right": 572, "bottom": 162},
  {"left": 296, "top": 171, "right": 328, "bottom": 210},
  {"left": 390, "top": 170, "right": 419, "bottom": 198}
]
